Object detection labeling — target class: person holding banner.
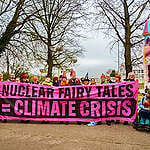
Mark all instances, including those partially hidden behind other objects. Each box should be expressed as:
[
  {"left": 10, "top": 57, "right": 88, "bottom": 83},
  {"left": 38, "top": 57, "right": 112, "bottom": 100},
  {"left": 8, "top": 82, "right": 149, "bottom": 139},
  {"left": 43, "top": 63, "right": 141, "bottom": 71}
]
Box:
[
  {"left": 69, "top": 70, "right": 81, "bottom": 86},
  {"left": 53, "top": 77, "right": 59, "bottom": 86},
  {"left": 0, "top": 73, "right": 3, "bottom": 81},
  {"left": 97, "top": 73, "right": 107, "bottom": 85},
  {"left": 90, "top": 78, "right": 96, "bottom": 85},
  {"left": 115, "top": 74, "right": 121, "bottom": 83},
  {"left": 7, "top": 74, "right": 16, "bottom": 82},
  {"left": 106, "top": 72, "right": 113, "bottom": 84},
  {"left": 105, "top": 72, "right": 113, "bottom": 125},
  {"left": 16, "top": 77, "right": 20, "bottom": 83},
  {"left": 82, "top": 73, "right": 90, "bottom": 85},
  {"left": 42, "top": 77, "right": 53, "bottom": 86},
  {"left": 20, "top": 73, "right": 29, "bottom": 83},
  {"left": 88, "top": 73, "right": 111, "bottom": 126},
  {"left": 114, "top": 74, "right": 121, "bottom": 124},
  {"left": 69, "top": 70, "right": 81, "bottom": 125},
  {"left": 139, "top": 89, "right": 150, "bottom": 125},
  {"left": 31, "top": 76, "right": 39, "bottom": 84},
  {"left": 128, "top": 72, "right": 135, "bottom": 81},
  {"left": 60, "top": 71, "right": 69, "bottom": 86}
]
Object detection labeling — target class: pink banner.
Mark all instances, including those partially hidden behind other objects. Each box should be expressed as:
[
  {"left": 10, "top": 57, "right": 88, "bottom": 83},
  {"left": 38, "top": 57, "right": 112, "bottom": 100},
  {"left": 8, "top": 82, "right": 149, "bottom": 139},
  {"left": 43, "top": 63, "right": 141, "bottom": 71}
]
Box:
[{"left": 0, "top": 81, "right": 138, "bottom": 122}]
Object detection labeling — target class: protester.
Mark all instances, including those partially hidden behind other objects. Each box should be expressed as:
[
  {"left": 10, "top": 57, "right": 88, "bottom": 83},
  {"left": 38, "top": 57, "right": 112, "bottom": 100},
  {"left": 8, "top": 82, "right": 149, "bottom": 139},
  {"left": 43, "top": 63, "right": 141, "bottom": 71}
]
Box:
[
  {"left": 53, "top": 77, "right": 59, "bottom": 86},
  {"left": 0, "top": 73, "right": 3, "bottom": 81},
  {"left": 20, "top": 73, "right": 29, "bottom": 83},
  {"left": 88, "top": 73, "right": 111, "bottom": 126},
  {"left": 16, "top": 77, "right": 20, "bottom": 83},
  {"left": 42, "top": 77, "right": 53, "bottom": 86},
  {"left": 7, "top": 74, "right": 16, "bottom": 82},
  {"left": 19, "top": 74, "right": 30, "bottom": 123},
  {"left": 60, "top": 71, "right": 69, "bottom": 86},
  {"left": 97, "top": 73, "right": 107, "bottom": 84},
  {"left": 124, "top": 72, "right": 135, "bottom": 125},
  {"left": 69, "top": 70, "right": 81, "bottom": 86},
  {"left": 82, "top": 73, "right": 90, "bottom": 85},
  {"left": 69, "top": 70, "right": 81, "bottom": 125},
  {"left": 105, "top": 72, "right": 113, "bottom": 125},
  {"left": 114, "top": 74, "right": 121, "bottom": 124},
  {"left": 31, "top": 76, "right": 39, "bottom": 84},
  {"left": 128, "top": 72, "right": 135, "bottom": 81},
  {"left": 106, "top": 72, "right": 113, "bottom": 83},
  {"left": 139, "top": 89, "right": 150, "bottom": 125},
  {"left": 90, "top": 78, "right": 96, "bottom": 85},
  {"left": 59, "top": 75, "right": 62, "bottom": 85},
  {"left": 80, "top": 77, "right": 84, "bottom": 84},
  {"left": 115, "top": 74, "right": 121, "bottom": 83}
]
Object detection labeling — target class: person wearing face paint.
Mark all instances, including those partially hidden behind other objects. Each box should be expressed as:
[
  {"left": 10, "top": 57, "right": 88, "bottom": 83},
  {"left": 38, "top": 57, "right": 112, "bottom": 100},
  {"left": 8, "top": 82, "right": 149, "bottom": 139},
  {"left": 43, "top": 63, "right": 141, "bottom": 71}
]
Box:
[{"left": 139, "top": 89, "right": 150, "bottom": 125}]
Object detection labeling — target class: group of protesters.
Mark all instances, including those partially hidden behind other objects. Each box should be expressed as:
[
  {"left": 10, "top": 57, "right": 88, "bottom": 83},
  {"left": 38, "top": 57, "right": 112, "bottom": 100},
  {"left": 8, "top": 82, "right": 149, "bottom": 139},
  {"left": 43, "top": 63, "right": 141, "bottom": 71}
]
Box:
[
  {"left": 0, "top": 70, "right": 137, "bottom": 126},
  {"left": 0, "top": 70, "right": 135, "bottom": 87}
]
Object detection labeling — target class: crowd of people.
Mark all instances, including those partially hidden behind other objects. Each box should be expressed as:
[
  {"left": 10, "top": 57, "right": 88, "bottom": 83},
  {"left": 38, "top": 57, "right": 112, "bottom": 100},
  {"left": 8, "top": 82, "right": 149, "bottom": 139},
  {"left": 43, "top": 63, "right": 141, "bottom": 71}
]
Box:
[
  {"left": 1, "top": 70, "right": 148, "bottom": 126},
  {"left": 0, "top": 70, "right": 135, "bottom": 87}
]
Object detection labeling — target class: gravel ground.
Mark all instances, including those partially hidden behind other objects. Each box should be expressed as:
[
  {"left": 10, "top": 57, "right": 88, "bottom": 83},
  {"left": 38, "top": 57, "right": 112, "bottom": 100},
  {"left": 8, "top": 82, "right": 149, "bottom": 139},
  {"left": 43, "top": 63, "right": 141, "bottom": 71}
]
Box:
[{"left": 0, "top": 121, "right": 150, "bottom": 150}]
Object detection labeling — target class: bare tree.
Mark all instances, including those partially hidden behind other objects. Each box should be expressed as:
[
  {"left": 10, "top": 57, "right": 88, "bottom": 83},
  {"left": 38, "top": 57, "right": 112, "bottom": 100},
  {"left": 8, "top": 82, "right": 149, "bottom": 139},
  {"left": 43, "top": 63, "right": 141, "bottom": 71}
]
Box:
[
  {"left": 24, "top": 0, "right": 88, "bottom": 78},
  {"left": 93, "top": 0, "right": 150, "bottom": 78},
  {"left": 0, "top": 0, "right": 38, "bottom": 55}
]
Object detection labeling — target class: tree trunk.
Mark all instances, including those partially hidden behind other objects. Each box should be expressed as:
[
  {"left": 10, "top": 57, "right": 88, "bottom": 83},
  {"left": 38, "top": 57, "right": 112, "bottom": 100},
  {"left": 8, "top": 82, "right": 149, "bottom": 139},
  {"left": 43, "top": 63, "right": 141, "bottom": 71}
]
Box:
[
  {"left": 47, "top": 46, "right": 53, "bottom": 79},
  {"left": 0, "top": 0, "right": 24, "bottom": 55},
  {"left": 124, "top": 44, "right": 132, "bottom": 79},
  {"left": 123, "top": 0, "right": 132, "bottom": 79},
  {"left": 6, "top": 52, "right": 10, "bottom": 75}
]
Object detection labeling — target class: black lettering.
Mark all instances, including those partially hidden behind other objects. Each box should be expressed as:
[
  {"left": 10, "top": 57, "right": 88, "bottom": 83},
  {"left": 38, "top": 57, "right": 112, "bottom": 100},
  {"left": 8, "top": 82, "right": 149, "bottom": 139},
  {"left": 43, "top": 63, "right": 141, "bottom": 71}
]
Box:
[
  {"left": 26, "top": 86, "right": 31, "bottom": 97},
  {"left": 112, "top": 85, "right": 117, "bottom": 97},
  {"left": 59, "top": 88, "right": 64, "bottom": 98},
  {"left": 119, "top": 85, "right": 125, "bottom": 97},
  {"left": 126, "top": 84, "right": 133, "bottom": 97},
  {"left": 18, "top": 85, "right": 25, "bottom": 96},
  {"left": 2, "top": 85, "right": 9, "bottom": 96},
  {"left": 77, "top": 87, "right": 84, "bottom": 98},
  {"left": 39, "top": 87, "right": 45, "bottom": 97},
  {"left": 10, "top": 85, "right": 17, "bottom": 96},
  {"left": 32, "top": 86, "right": 38, "bottom": 97},
  {"left": 102, "top": 86, "right": 110, "bottom": 97},
  {"left": 64, "top": 88, "right": 71, "bottom": 98},
  {"left": 47, "top": 88, "right": 54, "bottom": 98},
  {"left": 85, "top": 87, "right": 92, "bottom": 97},
  {"left": 72, "top": 87, "right": 75, "bottom": 98},
  {"left": 96, "top": 86, "right": 103, "bottom": 97}
]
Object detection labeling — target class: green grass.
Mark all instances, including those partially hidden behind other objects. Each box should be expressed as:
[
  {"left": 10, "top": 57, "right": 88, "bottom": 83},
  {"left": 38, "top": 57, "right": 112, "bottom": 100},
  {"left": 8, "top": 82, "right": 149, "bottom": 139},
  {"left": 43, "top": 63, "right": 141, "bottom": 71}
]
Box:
[{"left": 139, "top": 83, "right": 144, "bottom": 89}]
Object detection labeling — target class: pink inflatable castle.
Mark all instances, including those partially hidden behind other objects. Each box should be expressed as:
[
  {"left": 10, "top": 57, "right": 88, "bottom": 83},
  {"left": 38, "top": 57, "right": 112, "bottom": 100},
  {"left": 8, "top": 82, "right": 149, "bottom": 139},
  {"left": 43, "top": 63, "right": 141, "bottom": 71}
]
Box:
[{"left": 143, "top": 19, "right": 150, "bottom": 87}]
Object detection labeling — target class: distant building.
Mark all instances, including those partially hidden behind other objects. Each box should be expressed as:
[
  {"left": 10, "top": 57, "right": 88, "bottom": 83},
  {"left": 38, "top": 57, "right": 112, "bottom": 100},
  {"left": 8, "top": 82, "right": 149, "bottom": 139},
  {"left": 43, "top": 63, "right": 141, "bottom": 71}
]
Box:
[{"left": 120, "top": 64, "right": 144, "bottom": 83}]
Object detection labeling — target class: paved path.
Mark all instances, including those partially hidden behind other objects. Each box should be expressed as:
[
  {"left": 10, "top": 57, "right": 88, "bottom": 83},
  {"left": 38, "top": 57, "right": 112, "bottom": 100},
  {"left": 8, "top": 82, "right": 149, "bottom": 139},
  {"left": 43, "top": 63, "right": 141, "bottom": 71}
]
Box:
[{"left": 0, "top": 122, "right": 150, "bottom": 150}]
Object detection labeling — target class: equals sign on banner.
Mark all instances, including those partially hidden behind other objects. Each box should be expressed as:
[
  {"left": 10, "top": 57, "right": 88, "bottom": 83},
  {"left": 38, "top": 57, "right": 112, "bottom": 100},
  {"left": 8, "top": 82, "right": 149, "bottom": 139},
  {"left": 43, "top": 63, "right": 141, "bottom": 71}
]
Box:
[{"left": 2, "top": 104, "right": 11, "bottom": 112}]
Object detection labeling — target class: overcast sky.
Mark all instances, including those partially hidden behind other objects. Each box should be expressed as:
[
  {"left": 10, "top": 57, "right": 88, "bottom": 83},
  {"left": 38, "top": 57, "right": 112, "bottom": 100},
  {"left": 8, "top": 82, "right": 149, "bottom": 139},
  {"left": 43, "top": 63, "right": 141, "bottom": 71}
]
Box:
[{"left": 74, "top": 32, "right": 118, "bottom": 78}]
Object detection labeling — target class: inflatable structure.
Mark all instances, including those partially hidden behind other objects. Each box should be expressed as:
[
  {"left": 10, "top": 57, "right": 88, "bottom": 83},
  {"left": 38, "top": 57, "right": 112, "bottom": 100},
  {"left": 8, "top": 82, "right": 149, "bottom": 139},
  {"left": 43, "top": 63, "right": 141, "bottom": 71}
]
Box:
[{"left": 143, "top": 19, "right": 150, "bottom": 87}]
